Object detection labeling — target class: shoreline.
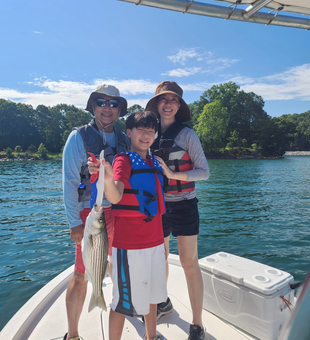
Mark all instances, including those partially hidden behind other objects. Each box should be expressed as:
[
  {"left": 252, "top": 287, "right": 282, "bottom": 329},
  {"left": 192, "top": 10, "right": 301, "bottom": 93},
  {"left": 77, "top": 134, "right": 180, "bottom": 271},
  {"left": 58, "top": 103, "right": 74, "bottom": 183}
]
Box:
[
  {"left": 283, "top": 151, "right": 310, "bottom": 156},
  {"left": 1, "top": 151, "right": 309, "bottom": 162},
  {"left": 0, "top": 157, "right": 62, "bottom": 162}
]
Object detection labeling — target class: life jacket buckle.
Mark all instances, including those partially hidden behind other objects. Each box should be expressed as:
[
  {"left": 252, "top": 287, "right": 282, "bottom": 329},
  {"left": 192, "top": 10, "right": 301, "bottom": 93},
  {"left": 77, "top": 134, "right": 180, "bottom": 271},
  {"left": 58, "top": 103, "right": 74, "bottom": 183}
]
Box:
[
  {"left": 146, "top": 194, "right": 158, "bottom": 205},
  {"left": 144, "top": 215, "right": 154, "bottom": 222},
  {"left": 79, "top": 183, "right": 86, "bottom": 190}
]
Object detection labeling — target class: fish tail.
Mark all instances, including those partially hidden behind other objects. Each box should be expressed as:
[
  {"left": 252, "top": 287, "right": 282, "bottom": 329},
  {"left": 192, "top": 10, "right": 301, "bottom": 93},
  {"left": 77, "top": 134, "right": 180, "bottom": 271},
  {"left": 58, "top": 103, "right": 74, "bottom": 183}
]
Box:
[{"left": 88, "top": 293, "right": 107, "bottom": 312}]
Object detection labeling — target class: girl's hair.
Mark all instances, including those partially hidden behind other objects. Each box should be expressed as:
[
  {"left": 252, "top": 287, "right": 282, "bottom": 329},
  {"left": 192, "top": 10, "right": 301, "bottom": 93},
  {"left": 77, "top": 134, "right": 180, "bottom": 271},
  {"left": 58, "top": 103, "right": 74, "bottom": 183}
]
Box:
[{"left": 125, "top": 111, "right": 158, "bottom": 133}]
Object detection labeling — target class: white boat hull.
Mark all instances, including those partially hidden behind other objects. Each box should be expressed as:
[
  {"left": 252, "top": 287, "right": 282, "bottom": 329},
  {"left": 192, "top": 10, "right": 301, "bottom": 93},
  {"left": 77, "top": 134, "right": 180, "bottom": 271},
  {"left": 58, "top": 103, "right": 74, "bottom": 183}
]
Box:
[{"left": 0, "top": 253, "right": 307, "bottom": 340}]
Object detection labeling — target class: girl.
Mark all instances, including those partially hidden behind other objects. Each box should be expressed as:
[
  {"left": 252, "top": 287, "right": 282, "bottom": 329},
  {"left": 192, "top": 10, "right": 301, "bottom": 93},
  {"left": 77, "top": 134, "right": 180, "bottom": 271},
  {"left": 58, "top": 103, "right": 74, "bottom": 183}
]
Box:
[{"left": 146, "top": 81, "right": 210, "bottom": 340}]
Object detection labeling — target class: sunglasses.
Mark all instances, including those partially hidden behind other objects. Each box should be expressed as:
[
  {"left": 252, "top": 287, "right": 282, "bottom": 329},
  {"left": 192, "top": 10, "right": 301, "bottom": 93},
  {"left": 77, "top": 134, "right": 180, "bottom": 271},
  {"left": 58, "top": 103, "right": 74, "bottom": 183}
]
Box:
[{"left": 96, "top": 98, "right": 119, "bottom": 108}]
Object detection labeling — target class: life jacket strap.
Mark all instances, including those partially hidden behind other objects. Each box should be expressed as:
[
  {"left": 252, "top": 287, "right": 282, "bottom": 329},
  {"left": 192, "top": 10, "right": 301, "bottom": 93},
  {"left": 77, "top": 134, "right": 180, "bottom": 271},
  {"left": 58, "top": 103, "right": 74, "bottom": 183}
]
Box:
[
  {"left": 165, "top": 181, "right": 195, "bottom": 193},
  {"left": 131, "top": 168, "right": 164, "bottom": 176},
  {"left": 165, "top": 159, "right": 192, "bottom": 167},
  {"left": 152, "top": 145, "right": 183, "bottom": 160},
  {"left": 111, "top": 204, "right": 154, "bottom": 223},
  {"left": 123, "top": 189, "right": 158, "bottom": 206}
]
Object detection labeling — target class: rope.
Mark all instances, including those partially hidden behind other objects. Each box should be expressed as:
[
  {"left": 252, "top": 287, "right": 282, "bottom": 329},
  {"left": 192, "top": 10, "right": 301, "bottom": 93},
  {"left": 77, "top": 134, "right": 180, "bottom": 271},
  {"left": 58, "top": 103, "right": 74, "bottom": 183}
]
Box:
[{"left": 280, "top": 295, "right": 292, "bottom": 311}]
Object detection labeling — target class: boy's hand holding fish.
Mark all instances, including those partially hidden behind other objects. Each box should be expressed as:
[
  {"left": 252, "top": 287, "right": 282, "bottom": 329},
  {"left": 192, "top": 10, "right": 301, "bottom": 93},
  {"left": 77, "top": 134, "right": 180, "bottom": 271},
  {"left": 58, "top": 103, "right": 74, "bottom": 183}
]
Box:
[
  {"left": 87, "top": 156, "right": 113, "bottom": 181},
  {"left": 87, "top": 156, "right": 124, "bottom": 204}
]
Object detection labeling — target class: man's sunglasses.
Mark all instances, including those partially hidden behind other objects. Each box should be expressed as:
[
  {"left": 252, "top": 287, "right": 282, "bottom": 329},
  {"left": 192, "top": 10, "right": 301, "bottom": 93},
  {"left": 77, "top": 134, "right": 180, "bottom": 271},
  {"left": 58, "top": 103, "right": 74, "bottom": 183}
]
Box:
[{"left": 95, "top": 98, "right": 119, "bottom": 108}]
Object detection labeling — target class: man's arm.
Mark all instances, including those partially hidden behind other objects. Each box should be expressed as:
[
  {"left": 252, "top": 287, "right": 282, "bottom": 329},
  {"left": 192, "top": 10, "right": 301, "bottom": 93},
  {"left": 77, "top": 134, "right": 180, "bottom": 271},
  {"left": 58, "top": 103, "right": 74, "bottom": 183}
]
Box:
[{"left": 63, "top": 131, "right": 86, "bottom": 242}]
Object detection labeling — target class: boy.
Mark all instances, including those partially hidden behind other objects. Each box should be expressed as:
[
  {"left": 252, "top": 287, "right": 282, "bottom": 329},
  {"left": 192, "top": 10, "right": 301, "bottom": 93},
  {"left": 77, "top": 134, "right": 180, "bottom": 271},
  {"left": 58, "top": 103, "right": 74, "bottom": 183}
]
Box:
[{"left": 100, "top": 111, "right": 167, "bottom": 340}]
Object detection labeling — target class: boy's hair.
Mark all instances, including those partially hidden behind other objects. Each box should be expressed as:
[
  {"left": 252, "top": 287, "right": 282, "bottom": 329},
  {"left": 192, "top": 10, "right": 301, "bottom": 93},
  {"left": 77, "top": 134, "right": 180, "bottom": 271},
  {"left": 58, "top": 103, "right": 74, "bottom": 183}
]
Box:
[{"left": 125, "top": 111, "right": 158, "bottom": 133}]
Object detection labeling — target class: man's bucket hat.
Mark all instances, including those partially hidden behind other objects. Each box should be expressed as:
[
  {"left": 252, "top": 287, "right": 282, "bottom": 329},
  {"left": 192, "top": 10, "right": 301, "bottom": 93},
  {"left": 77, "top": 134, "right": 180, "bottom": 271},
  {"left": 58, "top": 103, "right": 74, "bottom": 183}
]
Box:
[
  {"left": 145, "top": 81, "right": 191, "bottom": 122},
  {"left": 85, "top": 84, "right": 127, "bottom": 117}
]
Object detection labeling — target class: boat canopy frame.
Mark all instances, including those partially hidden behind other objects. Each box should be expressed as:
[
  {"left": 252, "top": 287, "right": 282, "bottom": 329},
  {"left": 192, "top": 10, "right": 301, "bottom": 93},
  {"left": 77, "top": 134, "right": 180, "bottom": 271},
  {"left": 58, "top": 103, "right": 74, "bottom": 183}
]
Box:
[{"left": 117, "top": 0, "right": 310, "bottom": 30}]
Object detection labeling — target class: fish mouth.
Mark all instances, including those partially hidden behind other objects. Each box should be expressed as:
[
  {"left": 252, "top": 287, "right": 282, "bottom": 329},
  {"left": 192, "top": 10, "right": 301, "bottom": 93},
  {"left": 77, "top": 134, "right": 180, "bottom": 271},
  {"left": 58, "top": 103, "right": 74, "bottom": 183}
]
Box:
[{"left": 93, "top": 204, "right": 103, "bottom": 212}]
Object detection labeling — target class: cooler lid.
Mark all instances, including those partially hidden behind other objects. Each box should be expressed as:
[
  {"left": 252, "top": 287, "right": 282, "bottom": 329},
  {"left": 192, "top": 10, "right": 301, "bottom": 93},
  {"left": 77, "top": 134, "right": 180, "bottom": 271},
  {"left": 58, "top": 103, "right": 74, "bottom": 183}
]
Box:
[{"left": 199, "top": 252, "right": 294, "bottom": 295}]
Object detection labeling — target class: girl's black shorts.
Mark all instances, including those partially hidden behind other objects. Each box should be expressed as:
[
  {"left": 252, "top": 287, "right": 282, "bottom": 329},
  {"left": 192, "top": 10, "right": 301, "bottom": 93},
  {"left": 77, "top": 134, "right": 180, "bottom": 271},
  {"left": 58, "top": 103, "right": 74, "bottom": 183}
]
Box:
[{"left": 162, "top": 197, "right": 199, "bottom": 238}]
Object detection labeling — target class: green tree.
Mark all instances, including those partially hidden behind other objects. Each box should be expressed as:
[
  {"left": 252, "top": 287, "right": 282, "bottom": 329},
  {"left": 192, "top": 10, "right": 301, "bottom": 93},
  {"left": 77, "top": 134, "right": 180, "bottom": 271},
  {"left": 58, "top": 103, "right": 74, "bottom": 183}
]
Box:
[
  {"left": 60, "top": 104, "right": 92, "bottom": 132},
  {"left": 296, "top": 111, "right": 310, "bottom": 149},
  {"left": 37, "top": 143, "right": 48, "bottom": 158},
  {"left": 252, "top": 143, "right": 259, "bottom": 153},
  {"left": 194, "top": 101, "right": 228, "bottom": 152},
  {"left": 28, "top": 144, "right": 37, "bottom": 153},
  {"left": 5, "top": 147, "right": 13, "bottom": 158},
  {"left": 114, "top": 118, "right": 126, "bottom": 133},
  {"left": 34, "top": 104, "right": 50, "bottom": 143},
  {"left": 226, "top": 130, "right": 241, "bottom": 151},
  {"left": 44, "top": 106, "right": 65, "bottom": 152},
  {"left": 62, "top": 130, "right": 71, "bottom": 146},
  {"left": 190, "top": 82, "right": 281, "bottom": 155},
  {"left": 189, "top": 93, "right": 210, "bottom": 127},
  {"left": 127, "top": 104, "right": 144, "bottom": 115},
  {"left": 15, "top": 145, "right": 23, "bottom": 153},
  {"left": 0, "top": 99, "right": 18, "bottom": 150},
  {"left": 272, "top": 114, "right": 298, "bottom": 150}
]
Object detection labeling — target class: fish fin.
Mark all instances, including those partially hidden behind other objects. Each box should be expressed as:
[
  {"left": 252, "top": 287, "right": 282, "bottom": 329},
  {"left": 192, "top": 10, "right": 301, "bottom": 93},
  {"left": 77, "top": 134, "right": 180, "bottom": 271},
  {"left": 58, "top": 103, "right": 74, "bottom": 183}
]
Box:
[
  {"left": 88, "top": 294, "right": 107, "bottom": 312},
  {"left": 105, "top": 261, "right": 110, "bottom": 277}
]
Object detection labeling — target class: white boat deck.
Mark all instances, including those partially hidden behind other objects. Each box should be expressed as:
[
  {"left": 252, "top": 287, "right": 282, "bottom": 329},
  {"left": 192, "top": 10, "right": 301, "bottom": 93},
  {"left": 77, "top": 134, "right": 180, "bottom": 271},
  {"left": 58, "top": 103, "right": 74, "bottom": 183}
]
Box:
[{"left": 1, "top": 254, "right": 256, "bottom": 340}]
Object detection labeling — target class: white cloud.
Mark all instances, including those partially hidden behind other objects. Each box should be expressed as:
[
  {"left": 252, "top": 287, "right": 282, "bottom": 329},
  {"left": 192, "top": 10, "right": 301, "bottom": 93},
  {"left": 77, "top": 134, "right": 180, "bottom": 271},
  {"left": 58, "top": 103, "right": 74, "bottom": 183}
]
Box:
[
  {"left": 229, "top": 64, "right": 310, "bottom": 101},
  {"left": 1, "top": 64, "right": 310, "bottom": 109},
  {"left": 167, "top": 47, "right": 239, "bottom": 74},
  {"left": 205, "top": 58, "right": 240, "bottom": 71},
  {"left": 33, "top": 31, "right": 43, "bottom": 34},
  {"left": 168, "top": 48, "right": 199, "bottom": 65},
  {"left": 162, "top": 67, "right": 202, "bottom": 77},
  {"left": 0, "top": 78, "right": 157, "bottom": 109}
]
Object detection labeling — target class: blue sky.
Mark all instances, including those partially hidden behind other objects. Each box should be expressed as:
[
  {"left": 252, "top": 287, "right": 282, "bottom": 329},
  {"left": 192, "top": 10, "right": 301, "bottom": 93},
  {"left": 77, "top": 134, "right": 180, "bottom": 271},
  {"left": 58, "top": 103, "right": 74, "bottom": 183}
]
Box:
[{"left": 1, "top": 0, "right": 310, "bottom": 117}]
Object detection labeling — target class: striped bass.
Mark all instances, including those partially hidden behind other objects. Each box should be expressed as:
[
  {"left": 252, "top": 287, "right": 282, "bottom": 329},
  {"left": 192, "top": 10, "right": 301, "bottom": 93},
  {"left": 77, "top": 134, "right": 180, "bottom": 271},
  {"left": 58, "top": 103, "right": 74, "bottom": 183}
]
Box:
[
  {"left": 82, "top": 150, "right": 109, "bottom": 312},
  {"left": 82, "top": 204, "right": 109, "bottom": 312}
]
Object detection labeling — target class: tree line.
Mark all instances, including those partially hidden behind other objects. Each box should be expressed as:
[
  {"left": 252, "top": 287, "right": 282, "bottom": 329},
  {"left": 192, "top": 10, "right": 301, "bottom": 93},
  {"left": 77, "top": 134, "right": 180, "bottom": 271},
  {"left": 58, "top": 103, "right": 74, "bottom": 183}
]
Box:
[
  {"left": 190, "top": 82, "right": 310, "bottom": 156},
  {"left": 0, "top": 82, "right": 309, "bottom": 157}
]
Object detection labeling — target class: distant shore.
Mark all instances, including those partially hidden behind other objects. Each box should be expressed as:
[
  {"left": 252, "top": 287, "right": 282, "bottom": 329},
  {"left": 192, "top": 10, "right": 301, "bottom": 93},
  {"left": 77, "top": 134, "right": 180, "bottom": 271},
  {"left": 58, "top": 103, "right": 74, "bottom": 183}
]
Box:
[
  {"left": 1, "top": 151, "right": 310, "bottom": 162},
  {"left": 283, "top": 151, "right": 310, "bottom": 156},
  {"left": 0, "top": 156, "right": 62, "bottom": 161}
]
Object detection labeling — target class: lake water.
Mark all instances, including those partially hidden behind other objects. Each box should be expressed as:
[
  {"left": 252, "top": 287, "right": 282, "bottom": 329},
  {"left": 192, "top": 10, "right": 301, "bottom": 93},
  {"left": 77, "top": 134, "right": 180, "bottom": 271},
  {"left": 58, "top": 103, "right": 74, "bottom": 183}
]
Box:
[{"left": 1, "top": 157, "right": 310, "bottom": 331}]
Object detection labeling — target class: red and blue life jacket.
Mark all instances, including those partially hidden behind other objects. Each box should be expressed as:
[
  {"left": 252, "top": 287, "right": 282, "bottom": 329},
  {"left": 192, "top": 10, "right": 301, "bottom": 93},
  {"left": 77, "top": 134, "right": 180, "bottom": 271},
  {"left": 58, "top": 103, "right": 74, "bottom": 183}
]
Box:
[{"left": 111, "top": 152, "right": 166, "bottom": 222}]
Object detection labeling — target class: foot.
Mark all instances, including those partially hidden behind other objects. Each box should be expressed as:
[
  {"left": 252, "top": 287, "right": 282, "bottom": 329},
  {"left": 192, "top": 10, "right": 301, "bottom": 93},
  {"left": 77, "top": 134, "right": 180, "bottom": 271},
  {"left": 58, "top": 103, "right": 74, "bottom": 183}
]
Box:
[
  {"left": 142, "top": 297, "right": 174, "bottom": 323},
  {"left": 187, "top": 324, "right": 206, "bottom": 340},
  {"left": 156, "top": 297, "right": 174, "bottom": 321},
  {"left": 143, "top": 334, "right": 167, "bottom": 340},
  {"left": 63, "top": 333, "right": 80, "bottom": 340}
]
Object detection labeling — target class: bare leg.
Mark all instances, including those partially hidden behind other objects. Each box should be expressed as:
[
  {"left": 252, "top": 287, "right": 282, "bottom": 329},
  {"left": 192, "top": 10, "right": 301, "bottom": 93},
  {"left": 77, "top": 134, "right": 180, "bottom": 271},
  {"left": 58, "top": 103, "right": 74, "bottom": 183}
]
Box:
[
  {"left": 109, "top": 258, "right": 113, "bottom": 278},
  {"left": 177, "top": 235, "right": 203, "bottom": 328},
  {"left": 164, "top": 236, "right": 170, "bottom": 282},
  {"left": 65, "top": 271, "right": 88, "bottom": 339},
  {"left": 144, "top": 304, "right": 157, "bottom": 340},
  {"left": 109, "top": 309, "right": 126, "bottom": 340}
]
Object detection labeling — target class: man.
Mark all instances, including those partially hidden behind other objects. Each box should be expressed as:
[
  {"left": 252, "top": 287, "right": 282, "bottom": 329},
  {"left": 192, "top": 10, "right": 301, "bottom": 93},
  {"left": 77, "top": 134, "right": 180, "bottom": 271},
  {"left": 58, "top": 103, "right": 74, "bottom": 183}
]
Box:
[{"left": 62, "top": 84, "right": 130, "bottom": 340}]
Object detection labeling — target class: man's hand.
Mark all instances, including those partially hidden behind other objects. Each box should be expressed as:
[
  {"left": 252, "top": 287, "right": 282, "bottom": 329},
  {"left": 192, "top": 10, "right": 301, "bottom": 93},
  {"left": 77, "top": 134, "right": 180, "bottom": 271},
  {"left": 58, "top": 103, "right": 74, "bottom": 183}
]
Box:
[
  {"left": 87, "top": 157, "right": 100, "bottom": 175},
  {"left": 70, "top": 224, "right": 85, "bottom": 244}
]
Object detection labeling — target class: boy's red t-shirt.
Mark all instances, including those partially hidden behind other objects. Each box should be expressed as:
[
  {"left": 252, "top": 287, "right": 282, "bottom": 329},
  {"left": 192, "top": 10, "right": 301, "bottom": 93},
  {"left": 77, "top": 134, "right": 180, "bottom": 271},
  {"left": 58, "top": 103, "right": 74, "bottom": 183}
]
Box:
[{"left": 112, "top": 154, "right": 164, "bottom": 250}]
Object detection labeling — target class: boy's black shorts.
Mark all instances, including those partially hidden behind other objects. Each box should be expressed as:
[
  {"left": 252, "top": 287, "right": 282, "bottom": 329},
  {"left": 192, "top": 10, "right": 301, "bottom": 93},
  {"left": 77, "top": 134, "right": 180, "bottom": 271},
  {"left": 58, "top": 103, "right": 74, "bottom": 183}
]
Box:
[{"left": 162, "top": 197, "right": 199, "bottom": 238}]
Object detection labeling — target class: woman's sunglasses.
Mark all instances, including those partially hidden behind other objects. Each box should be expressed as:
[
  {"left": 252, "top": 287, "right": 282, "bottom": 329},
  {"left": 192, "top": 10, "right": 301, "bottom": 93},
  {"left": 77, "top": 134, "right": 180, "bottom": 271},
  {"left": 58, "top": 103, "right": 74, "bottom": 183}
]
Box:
[{"left": 96, "top": 98, "right": 119, "bottom": 108}]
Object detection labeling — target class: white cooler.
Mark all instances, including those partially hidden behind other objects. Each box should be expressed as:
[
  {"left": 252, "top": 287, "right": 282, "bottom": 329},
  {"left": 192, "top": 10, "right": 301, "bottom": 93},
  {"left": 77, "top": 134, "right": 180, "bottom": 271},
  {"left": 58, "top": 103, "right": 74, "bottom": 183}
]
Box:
[{"left": 199, "top": 252, "right": 294, "bottom": 340}]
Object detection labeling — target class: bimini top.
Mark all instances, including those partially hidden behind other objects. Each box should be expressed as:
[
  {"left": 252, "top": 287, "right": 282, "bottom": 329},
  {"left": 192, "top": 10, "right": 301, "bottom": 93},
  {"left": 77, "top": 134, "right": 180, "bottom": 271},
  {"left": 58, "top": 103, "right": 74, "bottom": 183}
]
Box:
[{"left": 117, "top": 0, "right": 310, "bottom": 30}]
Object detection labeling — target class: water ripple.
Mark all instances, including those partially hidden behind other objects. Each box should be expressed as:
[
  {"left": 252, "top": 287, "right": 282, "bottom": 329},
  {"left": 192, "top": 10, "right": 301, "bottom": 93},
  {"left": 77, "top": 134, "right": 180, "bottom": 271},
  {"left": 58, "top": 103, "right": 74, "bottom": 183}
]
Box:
[{"left": 1, "top": 157, "right": 310, "bottom": 331}]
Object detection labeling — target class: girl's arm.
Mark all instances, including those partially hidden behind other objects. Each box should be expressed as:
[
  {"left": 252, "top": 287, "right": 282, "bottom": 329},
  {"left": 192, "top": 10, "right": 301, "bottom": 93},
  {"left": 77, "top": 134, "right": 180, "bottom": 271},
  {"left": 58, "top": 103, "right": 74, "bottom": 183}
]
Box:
[
  {"left": 155, "top": 156, "right": 188, "bottom": 181},
  {"left": 156, "top": 128, "right": 209, "bottom": 182},
  {"left": 178, "top": 128, "right": 209, "bottom": 181}
]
